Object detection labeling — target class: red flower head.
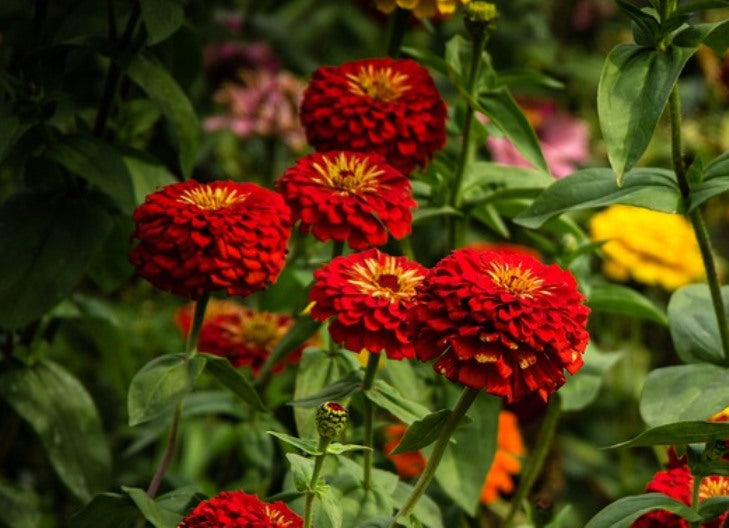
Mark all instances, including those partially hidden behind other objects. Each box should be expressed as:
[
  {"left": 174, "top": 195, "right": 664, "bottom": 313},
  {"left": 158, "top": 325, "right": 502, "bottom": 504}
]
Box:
[
  {"left": 276, "top": 151, "right": 416, "bottom": 250},
  {"left": 174, "top": 299, "right": 308, "bottom": 374},
  {"left": 632, "top": 465, "right": 729, "bottom": 527},
  {"left": 309, "top": 249, "right": 427, "bottom": 359},
  {"left": 178, "top": 490, "right": 302, "bottom": 528},
  {"left": 300, "top": 58, "right": 447, "bottom": 175},
  {"left": 130, "top": 180, "right": 291, "bottom": 299},
  {"left": 411, "top": 247, "right": 590, "bottom": 403}
]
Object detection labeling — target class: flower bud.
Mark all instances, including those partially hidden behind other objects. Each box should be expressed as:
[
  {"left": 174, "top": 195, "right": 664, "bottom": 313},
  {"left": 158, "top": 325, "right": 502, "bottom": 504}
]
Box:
[
  {"left": 463, "top": 1, "right": 498, "bottom": 40},
  {"left": 316, "top": 401, "right": 348, "bottom": 440}
]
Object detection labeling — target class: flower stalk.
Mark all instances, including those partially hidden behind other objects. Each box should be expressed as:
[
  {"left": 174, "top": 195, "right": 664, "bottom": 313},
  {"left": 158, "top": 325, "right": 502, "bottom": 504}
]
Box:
[
  {"left": 388, "top": 387, "right": 481, "bottom": 527},
  {"left": 503, "top": 394, "right": 562, "bottom": 528},
  {"left": 303, "top": 436, "right": 331, "bottom": 528},
  {"left": 362, "top": 352, "right": 381, "bottom": 490}
]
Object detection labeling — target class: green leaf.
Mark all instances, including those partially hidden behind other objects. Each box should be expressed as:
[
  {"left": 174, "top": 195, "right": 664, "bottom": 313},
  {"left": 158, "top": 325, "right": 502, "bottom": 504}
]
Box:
[
  {"left": 704, "top": 20, "right": 729, "bottom": 55},
  {"left": 434, "top": 392, "right": 500, "bottom": 515},
  {"left": 0, "top": 360, "right": 111, "bottom": 501},
  {"left": 68, "top": 493, "right": 137, "bottom": 528},
  {"left": 514, "top": 168, "right": 681, "bottom": 228},
  {"left": 0, "top": 111, "right": 33, "bottom": 165},
  {"left": 316, "top": 484, "right": 343, "bottom": 528},
  {"left": 392, "top": 482, "right": 443, "bottom": 528},
  {"left": 126, "top": 53, "right": 200, "bottom": 177},
  {"left": 365, "top": 379, "right": 431, "bottom": 425},
  {"left": 690, "top": 151, "right": 729, "bottom": 211},
  {"left": 401, "top": 47, "right": 449, "bottom": 77},
  {"left": 560, "top": 345, "right": 622, "bottom": 412},
  {"left": 122, "top": 487, "right": 181, "bottom": 528},
  {"left": 86, "top": 215, "right": 135, "bottom": 293},
  {"left": 668, "top": 284, "right": 729, "bottom": 364},
  {"left": 155, "top": 486, "right": 205, "bottom": 515},
  {"left": 391, "top": 409, "right": 451, "bottom": 454},
  {"left": 293, "top": 348, "right": 361, "bottom": 438},
  {"left": 461, "top": 161, "right": 553, "bottom": 196},
  {"left": 587, "top": 283, "right": 668, "bottom": 325},
  {"left": 326, "top": 442, "right": 372, "bottom": 454},
  {"left": 608, "top": 422, "right": 729, "bottom": 448},
  {"left": 268, "top": 431, "right": 321, "bottom": 455},
  {"left": 640, "top": 364, "right": 729, "bottom": 427},
  {"left": 699, "top": 496, "right": 729, "bottom": 521},
  {"left": 127, "top": 353, "right": 205, "bottom": 426},
  {"left": 286, "top": 453, "right": 315, "bottom": 491},
  {"left": 140, "top": 0, "right": 185, "bottom": 45},
  {"left": 122, "top": 150, "right": 177, "bottom": 205},
  {"left": 0, "top": 482, "right": 42, "bottom": 528},
  {"left": 584, "top": 493, "right": 702, "bottom": 528},
  {"left": 201, "top": 353, "right": 267, "bottom": 412},
  {"left": 290, "top": 370, "right": 363, "bottom": 408},
  {"left": 598, "top": 44, "right": 695, "bottom": 182},
  {"left": 261, "top": 316, "right": 321, "bottom": 378},
  {"left": 44, "top": 135, "right": 136, "bottom": 213},
  {"left": 0, "top": 189, "right": 113, "bottom": 329},
  {"left": 411, "top": 206, "right": 462, "bottom": 225},
  {"left": 477, "top": 88, "right": 549, "bottom": 173}
]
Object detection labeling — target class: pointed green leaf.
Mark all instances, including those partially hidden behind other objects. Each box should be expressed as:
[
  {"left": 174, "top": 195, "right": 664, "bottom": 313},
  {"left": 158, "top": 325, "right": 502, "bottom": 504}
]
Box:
[
  {"left": 668, "top": 284, "right": 729, "bottom": 364},
  {"left": 690, "top": 151, "right": 729, "bottom": 212},
  {"left": 560, "top": 345, "right": 622, "bottom": 412},
  {"left": 608, "top": 421, "right": 729, "bottom": 448},
  {"left": 326, "top": 443, "right": 371, "bottom": 454},
  {"left": 290, "top": 370, "right": 363, "bottom": 408},
  {"left": 588, "top": 283, "right": 668, "bottom": 325},
  {"left": 68, "top": 493, "right": 137, "bottom": 528},
  {"left": 391, "top": 409, "right": 451, "bottom": 454},
  {"left": 268, "top": 431, "right": 321, "bottom": 455},
  {"left": 365, "top": 379, "right": 431, "bottom": 425},
  {"left": 123, "top": 487, "right": 181, "bottom": 528},
  {"left": 201, "top": 353, "right": 266, "bottom": 412},
  {"left": 286, "top": 453, "right": 315, "bottom": 491},
  {"left": 585, "top": 493, "right": 702, "bottom": 528},
  {"left": 140, "top": 0, "right": 185, "bottom": 45}
]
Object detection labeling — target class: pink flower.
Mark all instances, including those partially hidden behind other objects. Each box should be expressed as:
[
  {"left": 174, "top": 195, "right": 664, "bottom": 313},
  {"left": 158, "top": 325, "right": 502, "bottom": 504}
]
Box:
[
  {"left": 204, "top": 69, "right": 307, "bottom": 151},
  {"left": 485, "top": 102, "right": 589, "bottom": 179}
]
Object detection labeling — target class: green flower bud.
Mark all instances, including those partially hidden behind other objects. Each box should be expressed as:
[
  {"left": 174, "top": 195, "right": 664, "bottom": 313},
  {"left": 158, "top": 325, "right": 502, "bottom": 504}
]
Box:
[
  {"left": 316, "top": 401, "right": 348, "bottom": 440},
  {"left": 463, "top": 1, "right": 498, "bottom": 40}
]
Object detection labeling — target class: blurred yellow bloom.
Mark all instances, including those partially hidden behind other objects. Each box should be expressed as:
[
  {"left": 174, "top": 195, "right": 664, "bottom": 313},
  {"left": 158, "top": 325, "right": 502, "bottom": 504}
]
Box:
[
  {"left": 589, "top": 205, "right": 704, "bottom": 290},
  {"left": 373, "top": 0, "right": 470, "bottom": 18}
]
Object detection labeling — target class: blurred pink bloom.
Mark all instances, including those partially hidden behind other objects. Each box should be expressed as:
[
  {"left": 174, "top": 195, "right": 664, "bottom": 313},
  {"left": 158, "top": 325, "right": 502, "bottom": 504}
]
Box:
[
  {"left": 572, "top": 0, "right": 616, "bottom": 31},
  {"left": 204, "top": 69, "right": 307, "bottom": 151},
  {"left": 485, "top": 103, "right": 590, "bottom": 178},
  {"left": 203, "top": 41, "right": 280, "bottom": 84}
]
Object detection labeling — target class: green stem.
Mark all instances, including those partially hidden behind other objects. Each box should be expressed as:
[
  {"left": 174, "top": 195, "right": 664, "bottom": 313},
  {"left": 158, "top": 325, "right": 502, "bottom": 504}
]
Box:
[
  {"left": 146, "top": 293, "right": 209, "bottom": 498},
  {"left": 386, "top": 8, "right": 410, "bottom": 58},
  {"left": 503, "top": 394, "right": 562, "bottom": 528},
  {"left": 388, "top": 387, "right": 481, "bottom": 527},
  {"left": 448, "top": 30, "right": 489, "bottom": 249},
  {"left": 304, "top": 437, "right": 331, "bottom": 528},
  {"left": 668, "top": 87, "right": 729, "bottom": 365},
  {"left": 690, "top": 472, "right": 701, "bottom": 528},
  {"left": 362, "top": 352, "right": 381, "bottom": 490}
]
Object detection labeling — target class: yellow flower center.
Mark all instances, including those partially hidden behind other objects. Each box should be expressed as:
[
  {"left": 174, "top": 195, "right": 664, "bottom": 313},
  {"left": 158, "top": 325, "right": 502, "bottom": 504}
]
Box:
[
  {"left": 218, "top": 311, "right": 286, "bottom": 349},
  {"left": 700, "top": 476, "right": 729, "bottom": 500},
  {"left": 264, "top": 505, "right": 293, "bottom": 527},
  {"left": 311, "top": 153, "right": 382, "bottom": 194},
  {"left": 177, "top": 185, "right": 248, "bottom": 210},
  {"left": 348, "top": 256, "right": 423, "bottom": 301},
  {"left": 487, "top": 262, "right": 545, "bottom": 299},
  {"left": 346, "top": 65, "right": 410, "bottom": 102}
]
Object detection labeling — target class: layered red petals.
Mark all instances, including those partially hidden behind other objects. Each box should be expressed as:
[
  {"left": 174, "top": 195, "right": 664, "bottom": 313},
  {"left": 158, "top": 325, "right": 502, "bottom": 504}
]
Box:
[
  {"left": 179, "top": 490, "right": 302, "bottom": 528},
  {"left": 309, "top": 249, "right": 427, "bottom": 360},
  {"left": 276, "top": 151, "right": 415, "bottom": 250},
  {"left": 130, "top": 180, "right": 291, "bottom": 299},
  {"left": 411, "top": 248, "right": 590, "bottom": 403},
  {"left": 300, "top": 58, "right": 447, "bottom": 174}
]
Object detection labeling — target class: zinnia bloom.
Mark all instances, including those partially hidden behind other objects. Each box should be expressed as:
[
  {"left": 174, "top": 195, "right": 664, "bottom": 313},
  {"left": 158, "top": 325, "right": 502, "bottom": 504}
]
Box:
[
  {"left": 300, "top": 58, "right": 447, "bottom": 174},
  {"left": 309, "top": 249, "right": 427, "bottom": 359},
  {"left": 204, "top": 69, "right": 307, "bottom": 150},
  {"left": 276, "top": 151, "right": 416, "bottom": 249},
  {"left": 174, "top": 299, "right": 307, "bottom": 374},
  {"left": 383, "top": 423, "right": 427, "bottom": 478},
  {"left": 485, "top": 101, "right": 589, "bottom": 178},
  {"left": 130, "top": 180, "right": 291, "bottom": 299},
  {"left": 631, "top": 465, "right": 729, "bottom": 527},
  {"left": 411, "top": 247, "right": 590, "bottom": 402},
  {"left": 178, "top": 490, "right": 302, "bottom": 527},
  {"left": 480, "top": 411, "right": 525, "bottom": 504},
  {"left": 373, "top": 0, "right": 469, "bottom": 18},
  {"left": 589, "top": 205, "right": 704, "bottom": 290}
]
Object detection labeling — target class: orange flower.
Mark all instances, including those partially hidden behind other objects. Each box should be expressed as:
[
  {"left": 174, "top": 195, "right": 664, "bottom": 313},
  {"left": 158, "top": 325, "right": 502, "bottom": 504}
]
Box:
[{"left": 480, "top": 411, "right": 525, "bottom": 504}]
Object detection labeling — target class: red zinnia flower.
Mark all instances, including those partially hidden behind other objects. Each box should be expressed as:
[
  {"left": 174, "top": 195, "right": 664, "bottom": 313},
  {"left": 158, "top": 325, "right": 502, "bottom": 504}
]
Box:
[
  {"left": 300, "top": 58, "right": 447, "bottom": 174},
  {"left": 130, "top": 180, "right": 291, "bottom": 299},
  {"left": 411, "top": 248, "right": 590, "bottom": 402},
  {"left": 632, "top": 465, "right": 729, "bottom": 527},
  {"left": 309, "top": 249, "right": 427, "bottom": 359},
  {"left": 276, "top": 151, "right": 415, "bottom": 249},
  {"left": 178, "top": 490, "right": 302, "bottom": 527},
  {"left": 174, "top": 299, "right": 309, "bottom": 374}
]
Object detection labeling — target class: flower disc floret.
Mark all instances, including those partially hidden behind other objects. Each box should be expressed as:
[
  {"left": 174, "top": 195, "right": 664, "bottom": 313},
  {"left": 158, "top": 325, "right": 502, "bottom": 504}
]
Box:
[
  {"left": 300, "top": 58, "right": 447, "bottom": 174},
  {"left": 130, "top": 180, "right": 291, "bottom": 299},
  {"left": 309, "top": 249, "right": 427, "bottom": 359},
  {"left": 277, "top": 151, "right": 416, "bottom": 249},
  {"left": 178, "top": 490, "right": 302, "bottom": 528},
  {"left": 411, "top": 248, "right": 590, "bottom": 402}
]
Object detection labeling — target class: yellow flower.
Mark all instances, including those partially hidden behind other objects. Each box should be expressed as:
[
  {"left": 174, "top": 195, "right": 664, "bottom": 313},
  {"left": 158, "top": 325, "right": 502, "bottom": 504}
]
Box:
[
  {"left": 373, "top": 0, "right": 470, "bottom": 18},
  {"left": 589, "top": 205, "right": 704, "bottom": 290}
]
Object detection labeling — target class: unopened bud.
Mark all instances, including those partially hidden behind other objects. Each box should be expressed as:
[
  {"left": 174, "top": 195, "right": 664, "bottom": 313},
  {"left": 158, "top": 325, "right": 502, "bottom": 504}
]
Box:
[
  {"left": 463, "top": 2, "right": 498, "bottom": 40},
  {"left": 316, "top": 401, "right": 348, "bottom": 440}
]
